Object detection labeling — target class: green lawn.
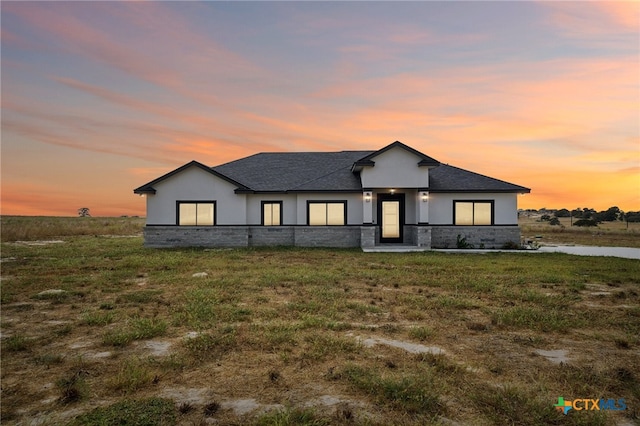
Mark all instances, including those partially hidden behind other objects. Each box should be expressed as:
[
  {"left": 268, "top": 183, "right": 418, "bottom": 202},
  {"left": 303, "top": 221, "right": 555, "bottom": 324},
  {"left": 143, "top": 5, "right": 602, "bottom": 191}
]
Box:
[{"left": 1, "top": 217, "right": 639, "bottom": 425}]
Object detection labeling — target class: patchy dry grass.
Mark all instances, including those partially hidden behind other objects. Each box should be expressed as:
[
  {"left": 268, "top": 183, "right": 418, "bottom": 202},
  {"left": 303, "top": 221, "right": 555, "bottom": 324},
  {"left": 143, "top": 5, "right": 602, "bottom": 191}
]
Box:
[
  {"left": 1, "top": 217, "right": 639, "bottom": 425},
  {"left": 520, "top": 216, "right": 640, "bottom": 248},
  {"left": 0, "top": 215, "right": 144, "bottom": 242}
]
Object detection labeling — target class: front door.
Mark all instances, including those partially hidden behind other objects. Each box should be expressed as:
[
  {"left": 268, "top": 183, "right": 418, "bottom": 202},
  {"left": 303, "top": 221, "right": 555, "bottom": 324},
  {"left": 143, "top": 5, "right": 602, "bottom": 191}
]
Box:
[{"left": 378, "top": 193, "right": 404, "bottom": 243}]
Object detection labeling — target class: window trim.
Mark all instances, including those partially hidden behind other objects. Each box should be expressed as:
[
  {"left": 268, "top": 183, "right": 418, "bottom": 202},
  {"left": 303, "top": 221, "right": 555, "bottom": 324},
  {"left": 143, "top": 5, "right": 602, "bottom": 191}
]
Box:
[
  {"left": 306, "top": 200, "right": 347, "bottom": 226},
  {"left": 176, "top": 200, "right": 216, "bottom": 226},
  {"left": 261, "top": 201, "right": 283, "bottom": 226},
  {"left": 453, "top": 200, "right": 494, "bottom": 226}
]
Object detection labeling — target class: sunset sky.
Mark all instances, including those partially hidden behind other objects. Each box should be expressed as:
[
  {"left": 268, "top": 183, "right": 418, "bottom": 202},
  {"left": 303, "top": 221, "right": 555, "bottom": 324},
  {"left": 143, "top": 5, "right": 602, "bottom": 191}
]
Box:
[{"left": 2, "top": 1, "right": 639, "bottom": 217}]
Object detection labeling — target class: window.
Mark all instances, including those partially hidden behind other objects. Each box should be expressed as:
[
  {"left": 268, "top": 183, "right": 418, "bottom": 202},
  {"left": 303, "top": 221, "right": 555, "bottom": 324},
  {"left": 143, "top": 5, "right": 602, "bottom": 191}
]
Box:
[
  {"left": 262, "top": 201, "right": 282, "bottom": 226},
  {"left": 177, "top": 202, "right": 215, "bottom": 225},
  {"left": 308, "top": 201, "right": 346, "bottom": 225},
  {"left": 454, "top": 201, "right": 493, "bottom": 225}
]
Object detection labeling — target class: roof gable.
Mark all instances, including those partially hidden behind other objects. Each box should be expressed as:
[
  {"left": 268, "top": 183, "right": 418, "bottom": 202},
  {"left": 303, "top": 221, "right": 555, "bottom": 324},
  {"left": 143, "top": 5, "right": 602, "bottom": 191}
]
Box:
[
  {"left": 133, "top": 160, "right": 250, "bottom": 194},
  {"left": 352, "top": 141, "right": 440, "bottom": 170}
]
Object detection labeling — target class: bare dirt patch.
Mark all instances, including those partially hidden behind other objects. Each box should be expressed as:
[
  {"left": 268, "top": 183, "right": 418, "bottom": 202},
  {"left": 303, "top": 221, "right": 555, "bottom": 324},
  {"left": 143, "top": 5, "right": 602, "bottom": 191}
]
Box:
[
  {"left": 534, "top": 349, "right": 570, "bottom": 364},
  {"left": 355, "top": 335, "right": 445, "bottom": 355},
  {"left": 14, "top": 240, "right": 65, "bottom": 246}
]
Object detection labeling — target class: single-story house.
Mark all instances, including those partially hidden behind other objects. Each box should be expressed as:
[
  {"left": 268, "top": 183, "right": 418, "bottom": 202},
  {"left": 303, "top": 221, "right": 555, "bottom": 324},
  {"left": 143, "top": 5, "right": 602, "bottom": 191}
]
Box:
[{"left": 134, "top": 141, "right": 530, "bottom": 249}]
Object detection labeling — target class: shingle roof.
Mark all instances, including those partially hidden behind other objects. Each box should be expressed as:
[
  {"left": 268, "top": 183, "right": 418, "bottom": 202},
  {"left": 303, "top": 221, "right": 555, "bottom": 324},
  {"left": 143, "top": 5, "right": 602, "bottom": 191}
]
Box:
[
  {"left": 429, "top": 164, "right": 530, "bottom": 193},
  {"left": 213, "top": 151, "right": 372, "bottom": 192},
  {"left": 134, "top": 143, "right": 530, "bottom": 194}
]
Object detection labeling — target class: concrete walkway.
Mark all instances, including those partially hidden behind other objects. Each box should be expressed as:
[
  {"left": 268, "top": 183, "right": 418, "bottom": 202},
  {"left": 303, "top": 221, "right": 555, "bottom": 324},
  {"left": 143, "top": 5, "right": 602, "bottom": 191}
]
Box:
[
  {"left": 537, "top": 245, "right": 640, "bottom": 260},
  {"left": 363, "top": 245, "right": 640, "bottom": 260}
]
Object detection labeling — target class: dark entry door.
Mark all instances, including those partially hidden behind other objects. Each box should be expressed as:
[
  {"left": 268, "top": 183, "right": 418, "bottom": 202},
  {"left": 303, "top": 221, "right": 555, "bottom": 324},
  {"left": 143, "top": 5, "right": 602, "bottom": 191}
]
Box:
[{"left": 378, "top": 194, "right": 404, "bottom": 243}]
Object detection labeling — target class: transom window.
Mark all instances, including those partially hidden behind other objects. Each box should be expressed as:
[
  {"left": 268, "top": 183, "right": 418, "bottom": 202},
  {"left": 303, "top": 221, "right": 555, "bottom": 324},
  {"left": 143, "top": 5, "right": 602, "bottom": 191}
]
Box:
[
  {"left": 262, "top": 201, "right": 282, "bottom": 226},
  {"left": 308, "top": 201, "right": 346, "bottom": 226},
  {"left": 454, "top": 201, "right": 493, "bottom": 225},
  {"left": 177, "top": 201, "right": 215, "bottom": 226}
]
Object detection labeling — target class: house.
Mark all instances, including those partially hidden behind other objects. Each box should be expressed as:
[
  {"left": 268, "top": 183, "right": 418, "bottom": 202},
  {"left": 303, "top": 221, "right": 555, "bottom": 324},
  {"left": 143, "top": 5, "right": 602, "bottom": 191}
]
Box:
[{"left": 134, "top": 141, "right": 530, "bottom": 249}]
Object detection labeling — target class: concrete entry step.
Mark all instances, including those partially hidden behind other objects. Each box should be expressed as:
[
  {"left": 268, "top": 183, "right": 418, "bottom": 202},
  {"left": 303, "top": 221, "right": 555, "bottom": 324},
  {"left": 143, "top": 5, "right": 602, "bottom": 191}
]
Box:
[{"left": 362, "top": 245, "right": 430, "bottom": 253}]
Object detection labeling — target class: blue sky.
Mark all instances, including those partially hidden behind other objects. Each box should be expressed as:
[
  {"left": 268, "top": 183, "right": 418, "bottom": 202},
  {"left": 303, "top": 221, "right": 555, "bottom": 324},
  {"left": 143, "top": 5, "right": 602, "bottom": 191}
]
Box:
[{"left": 2, "top": 1, "right": 638, "bottom": 215}]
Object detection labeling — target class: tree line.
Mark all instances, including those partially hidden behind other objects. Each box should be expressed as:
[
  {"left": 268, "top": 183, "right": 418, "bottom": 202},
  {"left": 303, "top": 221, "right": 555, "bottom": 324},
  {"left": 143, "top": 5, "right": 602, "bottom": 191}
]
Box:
[{"left": 520, "top": 206, "right": 640, "bottom": 227}]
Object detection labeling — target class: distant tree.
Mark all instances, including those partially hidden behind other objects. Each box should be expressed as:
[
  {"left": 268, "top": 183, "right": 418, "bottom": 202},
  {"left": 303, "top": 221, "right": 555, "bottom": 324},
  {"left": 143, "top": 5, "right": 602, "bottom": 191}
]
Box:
[
  {"left": 540, "top": 214, "right": 552, "bottom": 222},
  {"left": 555, "top": 209, "right": 571, "bottom": 218},
  {"left": 549, "top": 217, "right": 561, "bottom": 226},
  {"left": 625, "top": 211, "right": 640, "bottom": 223},
  {"left": 595, "top": 206, "right": 622, "bottom": 222},
  {"left": 78, "top": 207, "right": 91, "bottom": 217},
  {"left": 571, "top": 208, "right": 583, "bottom": 218},
  {"left": 573, "top": 219, "right": 598, "bottom": 227}
]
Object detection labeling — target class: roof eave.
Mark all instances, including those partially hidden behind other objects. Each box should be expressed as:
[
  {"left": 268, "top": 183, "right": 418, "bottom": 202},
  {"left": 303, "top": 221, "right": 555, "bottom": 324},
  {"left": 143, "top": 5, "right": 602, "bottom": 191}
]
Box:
[
  {"left": 287, "top": 189, "right": 364, "bottom": 193},
  {"left": 429, "top": 188, "right": 531, "bottom": 193},
  {"left": 133, "top": 187, "right": 156, "bottom": 195},
  {"left": 418, "top": 159, "right": 441, "bottom": 167}
]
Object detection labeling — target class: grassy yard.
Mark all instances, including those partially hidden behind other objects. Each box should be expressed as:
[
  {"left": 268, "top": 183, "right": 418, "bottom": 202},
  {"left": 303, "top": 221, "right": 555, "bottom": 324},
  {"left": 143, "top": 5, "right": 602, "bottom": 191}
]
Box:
[{"left": 1, "top": 217, "right": 639, "bottom": 425}]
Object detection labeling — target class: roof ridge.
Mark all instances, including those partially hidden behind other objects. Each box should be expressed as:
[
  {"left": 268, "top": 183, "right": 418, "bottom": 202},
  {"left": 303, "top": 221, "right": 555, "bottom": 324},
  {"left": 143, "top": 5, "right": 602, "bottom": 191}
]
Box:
[{"left": 213, "top": 152, "right": 263, "bottom": 169}]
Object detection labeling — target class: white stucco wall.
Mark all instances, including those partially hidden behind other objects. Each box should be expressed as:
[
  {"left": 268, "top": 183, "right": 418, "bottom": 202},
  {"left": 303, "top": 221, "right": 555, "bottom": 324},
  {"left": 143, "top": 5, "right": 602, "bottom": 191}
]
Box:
[
  {"left": 145, "top": 166, "right": 246, "bottom": 225},
  {"left": 428, "top": 193, "right": 519, "bottom": 225},
  {"left": 360, "top": 147, "right": 429, "bottom": 189}
]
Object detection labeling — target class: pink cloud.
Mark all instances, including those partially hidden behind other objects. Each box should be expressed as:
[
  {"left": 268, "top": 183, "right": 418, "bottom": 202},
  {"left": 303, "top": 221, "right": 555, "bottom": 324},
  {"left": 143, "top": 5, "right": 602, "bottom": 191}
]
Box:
[
  {"left": 596, "top": 1, "right": 640, "bottom": 29},
  {"left": 4, "top": 3, "right": 181, "bottom": 88},
  {"left": 3, "top": 2, "right": 260, "bottom": 102},
  {"left": 541, "top": 1, "right": 639, "bottom": 38}
]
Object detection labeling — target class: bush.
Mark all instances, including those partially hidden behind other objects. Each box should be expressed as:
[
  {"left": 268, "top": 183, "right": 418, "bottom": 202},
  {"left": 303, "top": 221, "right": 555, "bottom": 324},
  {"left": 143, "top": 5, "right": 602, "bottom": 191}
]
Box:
[
  {"left": 57, "top": 371, "right": 89, "bottom": 404},
  {"left": 501, "top": 241, "right": 521, "bottom": 250},
  {"left": 456, "top": 234, "right": 474, "bottom": 249},
  {"left": 573, "top": 219, "right": 598, "bottom": 227}
]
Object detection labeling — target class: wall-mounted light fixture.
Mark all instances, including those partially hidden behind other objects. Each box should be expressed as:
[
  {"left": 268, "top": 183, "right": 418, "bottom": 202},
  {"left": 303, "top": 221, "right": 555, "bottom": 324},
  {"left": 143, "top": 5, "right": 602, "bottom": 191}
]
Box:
[
  {"left": 421, "top": 192, "right": 429, "bottom": 202},
  {"left": 390, "top": 188, "right": 395, "bottom": 194},
  {"left": 364, "top": 192, "right": 372, "bottom": 203}
]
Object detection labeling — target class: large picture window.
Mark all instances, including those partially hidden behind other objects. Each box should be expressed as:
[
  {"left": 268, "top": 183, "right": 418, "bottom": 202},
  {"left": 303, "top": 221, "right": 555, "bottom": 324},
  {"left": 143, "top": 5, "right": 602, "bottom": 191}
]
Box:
[
  {"left": 454, "top": 201, "right": 493, "bottom": 225},
  {"left": 262, "top": 201, "right": 282, "bottom": 226},
  {"left": 177, "top": 201, "right": 215, "bottom": 226},
  {"left": 308, "top": 201, "right": 346, "bottom": 226}
]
